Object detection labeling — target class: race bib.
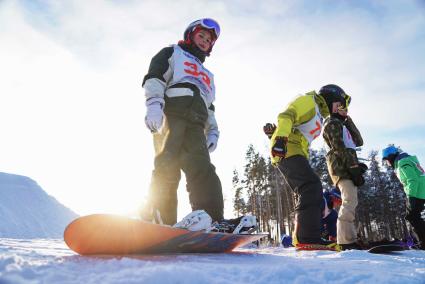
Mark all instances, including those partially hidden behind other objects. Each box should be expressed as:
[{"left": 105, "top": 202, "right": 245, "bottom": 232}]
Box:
[
  {"left": 342, "top": 126, "right": 356, "bottom": 149},
  {"left": 171, "top": 46, "right": 215, "bottom": 102},
  {"left": 296, "top": 105, "right": 323, "bottom": 144}
]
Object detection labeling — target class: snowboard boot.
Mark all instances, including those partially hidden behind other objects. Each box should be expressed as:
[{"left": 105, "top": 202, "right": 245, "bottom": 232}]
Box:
[
  {"left": 209, "top": 215, "right": 257, "bottom": 234},
  {"left": 339, "top": 242, "right": 365, "bottom": 251},
  {"left": 173, "top": 210, "right": 213, "bottom": 231}
]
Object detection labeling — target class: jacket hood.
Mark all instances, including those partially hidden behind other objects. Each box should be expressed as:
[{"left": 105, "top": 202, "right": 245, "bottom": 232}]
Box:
[
  {"left": 312, "top": 91, "right": 330, "bottom": 118},
  {"left": 395, "top": 152, "right": 410, "bottom": 167}
]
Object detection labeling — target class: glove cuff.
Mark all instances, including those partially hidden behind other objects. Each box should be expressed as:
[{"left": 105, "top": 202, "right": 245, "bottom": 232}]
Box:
[{"left": 146, "top": 97, "right": 164, "bottom": 108}]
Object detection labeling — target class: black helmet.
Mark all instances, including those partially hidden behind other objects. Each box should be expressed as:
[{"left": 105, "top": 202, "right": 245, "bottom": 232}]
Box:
[{"left": 318, "top": 84, "right": 348, "bottom": 111}]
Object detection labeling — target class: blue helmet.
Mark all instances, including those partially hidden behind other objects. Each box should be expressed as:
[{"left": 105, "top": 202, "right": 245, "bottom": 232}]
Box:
[{"left": 382, "top": 145, "right": 399, "bottom": 160}]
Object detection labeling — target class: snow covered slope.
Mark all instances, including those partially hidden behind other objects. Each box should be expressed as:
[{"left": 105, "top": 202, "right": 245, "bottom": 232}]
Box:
[
  {"left": 0, "top": 239, "right": 424, "bottom": 284},
  {"left": 0, "top": 172, "right": 77, "bottom": 238}
]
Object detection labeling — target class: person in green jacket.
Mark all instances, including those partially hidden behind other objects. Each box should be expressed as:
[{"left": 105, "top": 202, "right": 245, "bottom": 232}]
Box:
[
  {"left": 382, "top": 145, "right": 425, "bottom": 250},
  {"left": 264, "top": 85, "right": 348, "bottom": 251}
]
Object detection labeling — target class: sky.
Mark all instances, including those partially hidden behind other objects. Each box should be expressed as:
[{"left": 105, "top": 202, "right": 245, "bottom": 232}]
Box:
[{"left": 1, "top": 0, "right": 424, "bottom": 218}]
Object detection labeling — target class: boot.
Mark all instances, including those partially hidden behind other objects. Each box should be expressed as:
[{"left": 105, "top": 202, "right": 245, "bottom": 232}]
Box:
[
  {"left": 339, "top": 242, "right": 365, "bottom": 251},
  {"left": 173, "top": 210, "right": 212, "bottom": 231}
]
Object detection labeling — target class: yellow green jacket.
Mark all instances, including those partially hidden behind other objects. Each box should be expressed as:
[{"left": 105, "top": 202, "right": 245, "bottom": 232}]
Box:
[{"left": 271, "top": 91, "right": 330, "bottom": 161}]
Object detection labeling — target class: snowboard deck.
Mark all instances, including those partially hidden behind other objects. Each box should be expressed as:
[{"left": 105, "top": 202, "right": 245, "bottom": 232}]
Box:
[
  {"left": 368, "top": 244, "right": 405, "bottom": 254},
  {"left": 64, "top": 214, "right": 267, "bottom": 255}
]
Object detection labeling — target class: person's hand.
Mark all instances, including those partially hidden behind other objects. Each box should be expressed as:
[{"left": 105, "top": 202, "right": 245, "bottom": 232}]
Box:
[
  {"left": 206, "top": 133, "right": 219, "bottom": 153},
  {"left": 331, "top": 195, "right": 342, "bottom": 208},
  {"left": 358, "top": 163, "right": 368, "bottom": 174},
  {"left": 270, "top": 136, "right": 288, "bottom": 165},
  {"left": 145, "top": 102, "right": 164, "bottom": 133},
  {"left": 337, "top": 108, "right": 348, "bottom": 118},
  {"left": 348, "top": 165, "right": 365, "bottom": 186},
  {"left": 263, "top": 123, "right": 277, "bottom": 139}
]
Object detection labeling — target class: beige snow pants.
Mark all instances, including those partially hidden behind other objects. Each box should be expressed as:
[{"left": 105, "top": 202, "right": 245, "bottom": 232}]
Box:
[{"left": 337, "top": 179, "right": 358, "bottom": 244}]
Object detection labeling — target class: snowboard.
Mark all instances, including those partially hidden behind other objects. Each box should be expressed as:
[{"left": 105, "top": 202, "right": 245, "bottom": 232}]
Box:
[
  {"left": 64, "top": 214, "right": 267, "bottom": 255},
  {"left": 368, "top": 244, "right": 405, "bottom": 254}
]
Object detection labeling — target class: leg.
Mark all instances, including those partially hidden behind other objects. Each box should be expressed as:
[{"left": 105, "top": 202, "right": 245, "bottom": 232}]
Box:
[
  {"left": 180, "top": 123, "right": 224, "bottom": 222},
  {"left": 278, "top": 155, "right": 323, "bottom": 243},
  {"left": 336, "top": 179, "right": 358, "bottom": 245},
  {"left": 145, "top": 116, "right": 185, "bottom": 225},
  {"left": 405, "top": 197, "right": 425, "bottom": 249}
]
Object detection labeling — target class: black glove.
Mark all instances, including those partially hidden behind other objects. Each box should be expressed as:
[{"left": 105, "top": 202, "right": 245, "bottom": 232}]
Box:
[
  {"left": 263, "top": 123, "right": 277, "bottom": 139},
  {"left": 358, "top": 163, "right": 368, "bottom": 174},
  {"left": 348, "top": 166, "right": 365, "bottom": 186},
  {"left": 271, "top": 136, "right": 288, "bottom": 158}
]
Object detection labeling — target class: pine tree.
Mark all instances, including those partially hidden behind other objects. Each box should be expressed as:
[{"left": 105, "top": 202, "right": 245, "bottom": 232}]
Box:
[
  {"left": 232, "top": 169, "right": 246, "bottom": 217},
  {"left": 383, "top": 163, "right": 408, "bottom": 239},
  {"left": 242, "top": 145, "right": 270, "bottom": 233},
  {"left": 235, "top": 145, "right": 411, "bottom": 245},
  {"left": 309, "top": 148, "right": 332, "bottom": 191}
]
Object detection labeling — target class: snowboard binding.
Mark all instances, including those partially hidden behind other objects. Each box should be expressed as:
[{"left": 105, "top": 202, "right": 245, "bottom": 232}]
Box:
[
  {"left": 209, "top": 215, "right": 258, "bottom": 234},
  {"left": 173, "top": 210, "right": 258, "bottom": 234}
]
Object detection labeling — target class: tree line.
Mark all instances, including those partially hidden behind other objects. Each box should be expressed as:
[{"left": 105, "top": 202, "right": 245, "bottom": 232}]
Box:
[{"left": 232, "top": 145, "right": 410, "bottom": 244}]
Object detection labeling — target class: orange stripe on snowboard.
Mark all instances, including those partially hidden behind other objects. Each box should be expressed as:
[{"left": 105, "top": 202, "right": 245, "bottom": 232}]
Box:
[{"left": 64, "top": 214, "right": 185, "bottom": 255}]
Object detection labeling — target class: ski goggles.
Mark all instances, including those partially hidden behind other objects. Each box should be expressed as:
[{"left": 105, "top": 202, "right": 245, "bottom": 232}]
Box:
[
  {"left": 338, "top": 94, "right": 352, "bottom": 111},
  {"left": 191, "top": 18, "right": 221, "bottom": 38}
]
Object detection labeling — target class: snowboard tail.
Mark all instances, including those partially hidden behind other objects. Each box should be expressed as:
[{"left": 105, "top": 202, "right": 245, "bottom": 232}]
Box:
[
  {"left": 64, "top": 214, "right": 266, "bottom": 255},
  {"left": 368, "top": 244, "right": 405, "bottom": 254}
]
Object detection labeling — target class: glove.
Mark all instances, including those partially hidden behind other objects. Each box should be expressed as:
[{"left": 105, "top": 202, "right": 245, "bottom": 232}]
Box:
[
  {"left": 263, "top": 123, "right": 277, "bottom": 139},
  {"left": 358, "top": 163, "right": 368, "bottom": 174},
  {"left": 145, "top": 102, "right": 164, "bottom": 133},
  {"left": 206, "top": 133, "right": 219, "bottom": 153},
  {"left": 331, "top": 195, "right": 342, "bottom": 208},
  {"left": 348, "top": 165, "right": 365, "bottom": 186},
  {"left": 271, "top": 136, "right": 288, "bottom": 165}
]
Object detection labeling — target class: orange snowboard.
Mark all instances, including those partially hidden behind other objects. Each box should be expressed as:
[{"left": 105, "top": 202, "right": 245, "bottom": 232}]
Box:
[{"left": 64, "top": 214, "right": 267, "bottom": 255}]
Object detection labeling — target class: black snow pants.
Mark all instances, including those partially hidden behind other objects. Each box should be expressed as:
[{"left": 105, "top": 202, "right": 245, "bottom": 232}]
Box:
[
  {"left": 147, "top": 114, "right": 224, "bottom": 225},
  {"left": 278, "top": 155, "right": 323, "bottom": 243},
  {"left": 406, "top": 197, "right": 425, "bottom": 249}
]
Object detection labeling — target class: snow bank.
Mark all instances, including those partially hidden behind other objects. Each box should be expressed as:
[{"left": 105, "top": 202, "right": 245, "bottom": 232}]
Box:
[{"left": 0, "top": 172, "right": 77, "bottom": 238}]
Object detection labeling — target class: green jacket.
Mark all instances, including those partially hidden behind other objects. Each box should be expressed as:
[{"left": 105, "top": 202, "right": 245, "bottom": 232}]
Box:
[
  {"left": 322, "top": 116, "right": 363, "bottom": 185},
  {"left": 395, "top": 153, "right": 425, "bottom": 199},
  {"left": 271, "top": 91, "right": 329, "bottom": 162}
]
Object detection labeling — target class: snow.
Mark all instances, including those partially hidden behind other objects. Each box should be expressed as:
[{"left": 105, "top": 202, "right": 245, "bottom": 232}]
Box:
[
  {"left": 0, "top": 239, "right": 424, "bottom": 284},
  {"left": 0, "top": 172, "right": 424, "bottom": 283},
  {"left": 0, "top": 172, "right": 78, "bottom": 238}
]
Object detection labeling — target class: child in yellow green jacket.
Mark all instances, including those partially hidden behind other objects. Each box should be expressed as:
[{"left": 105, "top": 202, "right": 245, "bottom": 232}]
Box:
[{"left": 264, "top": 85, "right": 346, "bottom": 251}]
